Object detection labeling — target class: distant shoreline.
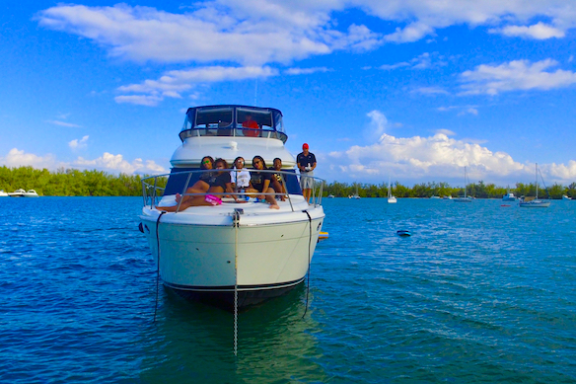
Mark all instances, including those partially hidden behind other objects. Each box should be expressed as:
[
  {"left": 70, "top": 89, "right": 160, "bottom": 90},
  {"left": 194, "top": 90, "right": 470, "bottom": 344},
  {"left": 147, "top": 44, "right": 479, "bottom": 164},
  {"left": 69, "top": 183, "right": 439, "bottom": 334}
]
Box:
[{"left": 1, "top": 166, "right": 574, "bottom": 199}]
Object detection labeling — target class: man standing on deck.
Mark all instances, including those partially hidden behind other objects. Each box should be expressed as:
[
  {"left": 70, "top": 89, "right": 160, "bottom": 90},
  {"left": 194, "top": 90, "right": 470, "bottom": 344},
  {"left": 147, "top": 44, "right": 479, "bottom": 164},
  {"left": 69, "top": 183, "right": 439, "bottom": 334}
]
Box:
[{"left": 297, "top": 143, "right": 317, "bottom": 204}]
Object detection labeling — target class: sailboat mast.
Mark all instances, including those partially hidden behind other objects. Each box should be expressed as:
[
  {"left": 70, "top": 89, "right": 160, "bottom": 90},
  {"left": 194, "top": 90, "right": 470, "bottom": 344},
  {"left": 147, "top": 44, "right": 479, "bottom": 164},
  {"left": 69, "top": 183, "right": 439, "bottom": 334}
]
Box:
[
  {"left": 464, "top": 167, "right": 467, "bottom": 198},
  {"left": 536, "top": 163, "right": 538, "bottom": 200}
]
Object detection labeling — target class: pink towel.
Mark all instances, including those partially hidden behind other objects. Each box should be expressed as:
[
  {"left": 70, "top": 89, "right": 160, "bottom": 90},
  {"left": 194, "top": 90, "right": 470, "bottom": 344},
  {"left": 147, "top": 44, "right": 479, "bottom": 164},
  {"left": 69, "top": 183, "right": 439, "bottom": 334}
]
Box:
[{"left": 205, "top": 194, "right": 222, "bottom": 205}]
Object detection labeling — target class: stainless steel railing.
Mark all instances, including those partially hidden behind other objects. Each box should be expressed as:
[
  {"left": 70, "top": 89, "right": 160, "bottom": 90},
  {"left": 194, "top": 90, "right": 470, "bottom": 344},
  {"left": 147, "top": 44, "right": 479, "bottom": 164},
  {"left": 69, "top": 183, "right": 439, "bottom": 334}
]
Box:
[{"left": 142, "top": 169, "right": 323, "bottom": 213}]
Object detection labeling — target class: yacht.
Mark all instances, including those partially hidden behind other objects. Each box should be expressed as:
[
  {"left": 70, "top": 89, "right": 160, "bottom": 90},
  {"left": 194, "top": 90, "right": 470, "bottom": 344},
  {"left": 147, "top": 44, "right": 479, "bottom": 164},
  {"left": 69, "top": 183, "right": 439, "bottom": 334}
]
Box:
[
  {"left": 562, "top": 195, "right": 572, "bottom": 201},
  {"left": 502, "top": 186, "right": 516, "bottom": 201},
  {"left": 8, "top": 189, "right": 26, "bottom": 197},
  {"left": 0, "top": 190, "right": 8, "bottom": 197},
  {"left": 139, "top": 105, "right": 325, "bottom": 311},
  {"left": 23, "top": 190, "right": 39, "bottom": 197}
]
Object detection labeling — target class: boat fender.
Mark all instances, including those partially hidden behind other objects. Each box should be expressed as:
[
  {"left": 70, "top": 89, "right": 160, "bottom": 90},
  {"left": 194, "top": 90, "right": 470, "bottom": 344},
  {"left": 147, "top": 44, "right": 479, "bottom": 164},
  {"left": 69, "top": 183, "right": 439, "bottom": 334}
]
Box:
[{"left": 138, "top": 222, "right": 144, "bottom": 233}]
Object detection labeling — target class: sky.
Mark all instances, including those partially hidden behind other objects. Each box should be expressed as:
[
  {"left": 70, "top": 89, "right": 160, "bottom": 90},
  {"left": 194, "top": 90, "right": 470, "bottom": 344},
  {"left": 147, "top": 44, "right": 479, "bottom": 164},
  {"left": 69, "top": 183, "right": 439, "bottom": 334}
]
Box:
[{"left": 2, "top": 0, "right": 576, "bottom": 187}]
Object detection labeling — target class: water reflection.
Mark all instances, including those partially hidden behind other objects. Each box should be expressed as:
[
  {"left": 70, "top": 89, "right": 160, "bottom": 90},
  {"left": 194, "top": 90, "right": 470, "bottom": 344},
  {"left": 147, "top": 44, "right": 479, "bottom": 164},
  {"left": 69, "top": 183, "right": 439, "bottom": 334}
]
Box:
[{"left": 138, "top": 284, "right": 328, "bottom": 384}]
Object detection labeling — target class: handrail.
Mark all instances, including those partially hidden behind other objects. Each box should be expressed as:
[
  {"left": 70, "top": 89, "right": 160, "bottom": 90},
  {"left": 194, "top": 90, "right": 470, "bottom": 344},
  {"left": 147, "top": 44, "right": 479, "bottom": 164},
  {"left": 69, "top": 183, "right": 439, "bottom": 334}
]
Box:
[
  {"left": 179, "top": 127, "right": 288, "bottom": 143},
  {"left": 142, "top": 168, "right": 323, "bottom": 212}
]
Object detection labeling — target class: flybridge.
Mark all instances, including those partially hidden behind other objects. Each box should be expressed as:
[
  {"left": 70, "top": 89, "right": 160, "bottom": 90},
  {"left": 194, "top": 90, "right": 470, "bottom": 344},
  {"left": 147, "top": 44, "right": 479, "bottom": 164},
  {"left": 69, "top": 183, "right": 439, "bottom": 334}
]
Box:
[{"left": 178, "top": 105, "right": 287, "bottom": 143}]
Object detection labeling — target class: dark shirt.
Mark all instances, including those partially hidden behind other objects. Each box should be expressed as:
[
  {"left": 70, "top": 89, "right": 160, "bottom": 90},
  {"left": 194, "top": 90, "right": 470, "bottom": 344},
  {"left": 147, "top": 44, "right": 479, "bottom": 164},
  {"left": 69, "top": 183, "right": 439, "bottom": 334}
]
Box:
[
  {"left": 297, "top": 152, "right": 316, "bottom": 172},
  {"left": 250, "top": 170, "right": 272, "bottom": 192},
  {"left": 201, "top": 171, "right": 231, "bottom": 189},
  {"left": 269, "top": 167, "right": 284, "bottom": 185}
]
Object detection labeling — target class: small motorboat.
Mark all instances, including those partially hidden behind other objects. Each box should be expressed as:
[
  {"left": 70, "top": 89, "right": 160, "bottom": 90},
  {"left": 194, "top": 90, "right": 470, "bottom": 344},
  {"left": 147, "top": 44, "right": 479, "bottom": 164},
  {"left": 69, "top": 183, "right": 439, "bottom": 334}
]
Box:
[
  {"left": 8, "top": 189, "right": 26, "bottom": 197},
  {"left": 397, "top": 230, "right": 411, "bottom": 237},
  {"left": 23, "top": 190, "right": 39, "bottom": 197},
  {"left": 0, "top": 190, "right": 9, "bottom": 197}
]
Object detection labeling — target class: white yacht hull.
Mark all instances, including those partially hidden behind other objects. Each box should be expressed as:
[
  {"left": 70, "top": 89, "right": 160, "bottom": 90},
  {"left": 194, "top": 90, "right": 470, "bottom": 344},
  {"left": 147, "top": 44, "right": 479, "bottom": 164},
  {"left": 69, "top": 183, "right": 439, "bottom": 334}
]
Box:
[
  {"left": 519, "top": 200, "right": 550, "bottom": 208},
  {"left": 140, "top": 202, "right": 324, "bottom": 309}
]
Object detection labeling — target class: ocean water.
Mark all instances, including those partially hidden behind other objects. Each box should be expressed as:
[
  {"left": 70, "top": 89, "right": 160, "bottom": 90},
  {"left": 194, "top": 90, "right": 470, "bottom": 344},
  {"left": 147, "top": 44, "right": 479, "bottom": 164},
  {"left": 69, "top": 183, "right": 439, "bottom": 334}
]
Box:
[{"left": 1, "top": 197, "right": 575, "bottom": 383}]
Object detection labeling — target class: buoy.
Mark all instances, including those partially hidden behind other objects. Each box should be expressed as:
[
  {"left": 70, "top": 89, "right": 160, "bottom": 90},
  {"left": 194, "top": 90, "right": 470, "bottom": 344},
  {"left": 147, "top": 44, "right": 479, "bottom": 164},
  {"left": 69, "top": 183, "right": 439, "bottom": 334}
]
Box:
[
  {"left": 318, "top": 231, "right": 329, "bottom": 242},
  {"left": 397, "top": 230, "right": 411, "bottom": 237}
]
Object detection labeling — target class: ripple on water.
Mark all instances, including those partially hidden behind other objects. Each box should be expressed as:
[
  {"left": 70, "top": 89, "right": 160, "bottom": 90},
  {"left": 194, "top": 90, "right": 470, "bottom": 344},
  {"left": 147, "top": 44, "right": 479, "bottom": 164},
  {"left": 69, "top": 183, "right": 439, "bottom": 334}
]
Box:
[{"left": 1, "top": 197, "right": 576, "bottom": 383}]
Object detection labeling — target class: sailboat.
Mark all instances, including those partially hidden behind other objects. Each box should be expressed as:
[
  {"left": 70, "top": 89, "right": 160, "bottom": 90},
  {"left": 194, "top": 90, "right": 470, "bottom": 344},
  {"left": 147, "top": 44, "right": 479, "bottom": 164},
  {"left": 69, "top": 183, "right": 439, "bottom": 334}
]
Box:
[
  {"left": 352, "top": 184, "right": 360, "bottom": 199},
  {"left": 387, "top": 178, "right": 397, "bottom": 203},
  {"left": 453, "top": 167, "right": 473, "bottom": 202},
  {"left": 519, "top": 163, "right": 551, "bottom": 208}
]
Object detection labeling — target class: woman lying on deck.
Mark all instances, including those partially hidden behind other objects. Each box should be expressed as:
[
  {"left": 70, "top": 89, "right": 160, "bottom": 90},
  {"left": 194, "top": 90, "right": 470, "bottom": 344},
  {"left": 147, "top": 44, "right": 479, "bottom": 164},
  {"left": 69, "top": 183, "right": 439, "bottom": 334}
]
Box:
[{"left": 156, "top": 157, "right": 241, "bottom": 212}]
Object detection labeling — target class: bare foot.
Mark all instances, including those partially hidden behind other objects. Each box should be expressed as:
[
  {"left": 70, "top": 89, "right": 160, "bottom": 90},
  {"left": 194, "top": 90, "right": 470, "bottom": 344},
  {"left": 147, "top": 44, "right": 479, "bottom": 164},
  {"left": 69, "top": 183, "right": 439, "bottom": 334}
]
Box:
[
  {"left": 175, "top": 193, "right": 182, "bottom": 203},
  {"left": 269, "top": 204, "right": 280, "bottom": 209}
]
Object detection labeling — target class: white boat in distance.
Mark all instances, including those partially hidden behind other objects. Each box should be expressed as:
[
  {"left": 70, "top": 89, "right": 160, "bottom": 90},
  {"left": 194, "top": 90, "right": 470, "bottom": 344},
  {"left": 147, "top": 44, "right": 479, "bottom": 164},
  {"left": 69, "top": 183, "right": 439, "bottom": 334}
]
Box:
[
  {"left": 0, "top": 190, "right": 8, "bottom": 197},
  {"left": 23, "top": 190, "right": 39, "bottom": 197},
  {"left": 8, "top": 189, "right": 26, "bottom": 197},
  {"left": 139, "top": 105, "right": 325, "bottom": 310},
  {"left": 502, "top": 187, "right": 516, "bottom": 201},
  {"left": 519, "top": 163, "right": 550, "bottom": 208},
  {"left": 563, "top": 195, "right": 572, "bottom": 201},
  {"left": 351, "top": 185, "right": 360, "bottom": 199},
  {"left": 387, "top": 178, "right": 397, "bottom": 203},
  {"left": 453, "top": 167, "right": 473, "bottom": 203}
]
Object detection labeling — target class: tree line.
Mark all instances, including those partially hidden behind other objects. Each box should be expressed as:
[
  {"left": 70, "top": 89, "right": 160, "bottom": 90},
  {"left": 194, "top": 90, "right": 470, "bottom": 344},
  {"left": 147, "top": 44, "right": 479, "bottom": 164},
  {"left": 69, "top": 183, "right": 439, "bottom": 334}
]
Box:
[
  {"left": 1, "top": 166, "right": 574, "bottom": 198},
  {"left": 322, "top": 180, "right": 576, "bottom": 199},
  {"left": 0, "top": 166, "right": 166, "bottom": 196}
]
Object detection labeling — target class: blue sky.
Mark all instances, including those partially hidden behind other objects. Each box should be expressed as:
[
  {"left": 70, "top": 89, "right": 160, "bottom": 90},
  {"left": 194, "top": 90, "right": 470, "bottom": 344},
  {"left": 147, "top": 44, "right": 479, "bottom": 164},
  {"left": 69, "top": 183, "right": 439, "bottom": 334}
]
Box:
[{"left": 2, "top": 0, "right": 576, "bottom": 186}]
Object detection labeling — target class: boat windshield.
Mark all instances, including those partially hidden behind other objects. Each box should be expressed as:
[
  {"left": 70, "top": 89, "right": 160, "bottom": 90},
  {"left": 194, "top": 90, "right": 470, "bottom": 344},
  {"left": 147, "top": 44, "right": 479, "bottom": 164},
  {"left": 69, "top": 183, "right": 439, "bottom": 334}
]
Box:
[{"left": 179, "top": 105, "right": 286, "bottom": 142}]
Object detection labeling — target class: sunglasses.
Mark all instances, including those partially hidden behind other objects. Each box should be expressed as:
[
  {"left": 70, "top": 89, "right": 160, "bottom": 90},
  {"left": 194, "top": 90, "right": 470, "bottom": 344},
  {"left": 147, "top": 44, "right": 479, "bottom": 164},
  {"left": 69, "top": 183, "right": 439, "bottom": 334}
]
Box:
[
  {"left": 202, "top": 160, "right": 211, "bottom": 164},
  {"left": 236, "top": 160, "right": 244, "bottom": 163}
]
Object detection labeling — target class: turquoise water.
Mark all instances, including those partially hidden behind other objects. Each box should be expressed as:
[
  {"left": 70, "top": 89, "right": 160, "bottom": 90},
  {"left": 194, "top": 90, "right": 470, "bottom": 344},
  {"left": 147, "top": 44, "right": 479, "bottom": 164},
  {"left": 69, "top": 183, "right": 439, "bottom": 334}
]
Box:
[{"left": 1, "top": 197, "right": 575, "bottom": 383}]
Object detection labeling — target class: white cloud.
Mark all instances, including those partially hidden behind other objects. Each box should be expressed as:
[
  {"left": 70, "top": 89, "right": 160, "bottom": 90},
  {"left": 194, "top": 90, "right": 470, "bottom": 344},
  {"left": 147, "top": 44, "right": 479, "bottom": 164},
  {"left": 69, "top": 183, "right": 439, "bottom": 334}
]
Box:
[
  {"left": 48, "top": 120, "right": 81, "bottom": 128},
  {"left": 116, "top": 66, "right": 277, "bottom": 105},
  {"left": 36, "top": 3, "right": 378, "bottom": 65},
  {"left": 379, "top": 62, "right": 410, "bottom": 70},
  {"left": 380, "top": 52, "right": 444, "bottom": 71},
  {"left": 0, "top": 148, "right": 166, "bottom": 175},
  {"left": 324, "top": 131, "right": 576, "bottom": 183},
  {"left": 459, "top": 59, "right": 576, "bottom": 95},
  {"left": 359, "top": 1, "right": 576, "bottom": 42},
  {"left": 75, "top": 153, "right": 167, "bottom": 174},
  {"left": 69, "top": 135, "right": 89, "bottom": 150},
  {"left": 435, "top": 129, "right": 456, "bottom": 136},
  {"left": 412, "top": 86, "right": 449, "bottom": 95},
  {"left": 495, "top": 22, "right": 565, "bottom": 40},
  {"left": 36, "top": 1, "right": 576, "bottom": 69},
  {"left": 285, "top": 67, "right": 330, "bottom": 75},
  {"left": 0, "top": 148, "right": 61, "bottom": 169},
  {"left": 365, "top": 110, "right": 388, "bottom": 141}
]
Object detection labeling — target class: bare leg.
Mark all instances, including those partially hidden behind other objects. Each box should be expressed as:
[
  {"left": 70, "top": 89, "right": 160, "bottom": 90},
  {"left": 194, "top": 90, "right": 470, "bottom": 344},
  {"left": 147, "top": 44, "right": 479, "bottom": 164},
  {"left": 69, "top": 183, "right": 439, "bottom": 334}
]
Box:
[
  {"left": 303, "top": 188, "right": 311, "bottom": 204},
  {"left": 265, "top": 187, "right": 279, "bottom": 209}
]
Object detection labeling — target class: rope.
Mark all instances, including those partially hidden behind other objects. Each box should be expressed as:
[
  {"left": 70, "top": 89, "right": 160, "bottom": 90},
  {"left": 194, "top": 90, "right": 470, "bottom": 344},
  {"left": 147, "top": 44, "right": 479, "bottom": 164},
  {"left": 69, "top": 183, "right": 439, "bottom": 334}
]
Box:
[
  {"left": 233, "top": 209, "right": 240, "bottom": 356},
  {"left": 154, "top": 211, "right": 166, "bottom": 322},
  {"left": 302, "top": 210, "right": 313, "bottom": 319}
]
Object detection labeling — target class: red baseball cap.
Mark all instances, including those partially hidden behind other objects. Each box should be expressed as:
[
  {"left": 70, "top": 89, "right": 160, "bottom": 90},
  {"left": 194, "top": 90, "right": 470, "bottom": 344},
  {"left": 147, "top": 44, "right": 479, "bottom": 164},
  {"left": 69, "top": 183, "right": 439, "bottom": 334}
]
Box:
[{"left": 302, "top": 143, "right": 309, "bottom": 149}]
